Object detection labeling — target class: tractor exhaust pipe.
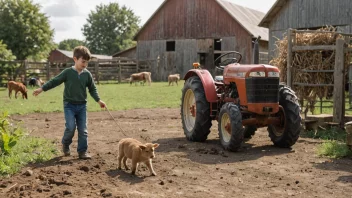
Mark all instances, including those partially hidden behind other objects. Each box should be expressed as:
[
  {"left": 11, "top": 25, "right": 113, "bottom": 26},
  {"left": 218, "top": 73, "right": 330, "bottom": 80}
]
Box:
[{"left": 253, "top": 36, "right": 261, "bottom": 64}]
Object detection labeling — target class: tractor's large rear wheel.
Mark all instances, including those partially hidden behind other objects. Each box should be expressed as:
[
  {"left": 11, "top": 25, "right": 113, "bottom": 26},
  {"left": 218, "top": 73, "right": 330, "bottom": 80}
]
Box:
[
  {"left": 218, "top": 103, "right": 244, "bottom": 151},
  {"left": 268, "top": 86, "right": 301, "bottom": 147},
  {"left": 181, "top": 76, "right": 212, "bottom": 142}
]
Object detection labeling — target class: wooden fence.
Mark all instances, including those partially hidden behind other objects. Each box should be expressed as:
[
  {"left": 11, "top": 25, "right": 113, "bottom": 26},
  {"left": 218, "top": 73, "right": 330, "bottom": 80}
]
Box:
[
  {"left": 286, "top": 29, "right": 352, "bottom": 127},
  {"left": 0, "top": 57, "right": 152, "bottom": 86}
]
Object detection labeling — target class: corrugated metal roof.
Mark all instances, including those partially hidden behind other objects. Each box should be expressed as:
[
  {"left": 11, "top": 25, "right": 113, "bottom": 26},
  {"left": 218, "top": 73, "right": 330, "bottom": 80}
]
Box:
[
  {"left": 57, "top": 49, "right": 112, "bottom": 60},
  {"left": 258, "top": 0, "right": 287, "bottom": 28},
  {"left": 216, "top": 0, "right": 268, "bottom": 41}
]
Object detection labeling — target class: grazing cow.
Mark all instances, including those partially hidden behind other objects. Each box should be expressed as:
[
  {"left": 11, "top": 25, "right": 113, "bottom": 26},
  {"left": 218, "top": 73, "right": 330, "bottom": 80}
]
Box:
[
  {"left": 8, "top": 81, "right": 28, "bottom": 99},
  {"left": 129, "top": 72, "right": 152, "bottom": 86},
  {"left": 118, "top": 138, "right": 159, "bottom": 176},
  {"left": 28, "top": 77, "right": 37, "bottom": 87},
  {"left": 37, "top": 78, "right": 45, "bottom": 86},
  {"left": 168, "top": 74, "right": 180, "bottom": 86}
]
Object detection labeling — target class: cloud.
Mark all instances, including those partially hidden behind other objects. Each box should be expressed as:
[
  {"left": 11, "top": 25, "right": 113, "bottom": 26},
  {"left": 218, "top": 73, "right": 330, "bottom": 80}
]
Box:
[{"left": 43, "top": 0, "right": 84, "bottom": 18}]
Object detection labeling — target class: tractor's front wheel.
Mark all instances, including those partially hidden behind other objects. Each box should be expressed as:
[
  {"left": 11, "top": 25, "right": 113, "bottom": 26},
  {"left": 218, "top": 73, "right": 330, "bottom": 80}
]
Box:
[
  {"left": 268, "top": 86, "right": 301, "bottom": 147},
  {"left": 181, "top": 76, "right": 212, "bottom": 142},
  {"left": 218, "top": 103, "right": 244, "bottom": 151}
]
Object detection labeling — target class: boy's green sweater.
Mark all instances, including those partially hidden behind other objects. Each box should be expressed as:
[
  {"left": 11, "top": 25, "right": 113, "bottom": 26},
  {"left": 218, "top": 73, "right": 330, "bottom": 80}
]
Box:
[{"left": 42, "top": 67, "right": 100, "bottom": 104}]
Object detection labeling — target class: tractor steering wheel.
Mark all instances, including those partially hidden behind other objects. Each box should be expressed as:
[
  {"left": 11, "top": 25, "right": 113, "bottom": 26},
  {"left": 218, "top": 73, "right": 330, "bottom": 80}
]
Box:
[{"left": 214, "top": 51, "right": 242, "bottom": 70}]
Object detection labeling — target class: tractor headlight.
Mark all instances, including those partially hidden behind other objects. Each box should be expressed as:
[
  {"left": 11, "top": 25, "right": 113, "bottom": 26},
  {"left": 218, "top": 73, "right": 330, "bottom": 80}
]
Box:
[
  {"left": 249, "top": 71, "right": 265, "bottom": 77},
  {"left": 268, "top": 71, "right": 280, "bottom": 77}
]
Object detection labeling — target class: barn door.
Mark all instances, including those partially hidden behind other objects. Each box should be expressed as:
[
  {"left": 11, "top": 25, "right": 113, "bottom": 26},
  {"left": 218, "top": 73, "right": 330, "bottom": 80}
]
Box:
[{"left": 157, "top": 52, "right": 177, "bottom": 81}]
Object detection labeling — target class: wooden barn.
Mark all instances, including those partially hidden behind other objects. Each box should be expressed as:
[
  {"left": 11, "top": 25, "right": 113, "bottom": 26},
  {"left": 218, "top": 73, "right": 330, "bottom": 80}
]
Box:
[
  {"left": 259, "top": 0, "right": 352, "bottom": 60},
  {"left": 112, "top": 46, "right": 137, "bottom": 59},
  {"left": 134, "top": 0, "right": 269, "bottom": 81},
  {"left": 48, "top": 49, "right": 112, "bottom": 63}
]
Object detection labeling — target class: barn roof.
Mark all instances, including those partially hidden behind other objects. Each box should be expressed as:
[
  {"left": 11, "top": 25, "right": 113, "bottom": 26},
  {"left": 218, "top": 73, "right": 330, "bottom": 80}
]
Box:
[
  {"left": 56, "top": 49, "right": 113, "bottom": 60},
  {"left": 112, "top": 46, "right": 136, "bottom": 57},
  {"left": 217, "top": 0, "right": 268, "bottom": 41},
  {"left": 258, "top": 0, "right": 287, "bottom": 28},
  {"left": 134, "top": 0, "right": 269, "bottom": 41}
]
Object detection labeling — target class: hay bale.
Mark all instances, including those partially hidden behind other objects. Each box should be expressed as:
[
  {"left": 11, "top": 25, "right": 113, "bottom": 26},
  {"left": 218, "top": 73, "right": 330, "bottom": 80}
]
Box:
[{"left": 270, "top": 26, "right": 351, "bottom": 114}]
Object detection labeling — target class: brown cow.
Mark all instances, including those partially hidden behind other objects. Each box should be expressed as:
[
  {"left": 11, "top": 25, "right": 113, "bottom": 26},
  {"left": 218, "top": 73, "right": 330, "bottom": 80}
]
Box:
[
  {"left": 8, "top": 81, "right": 28, "bottom": 99},
  {"left": 129, "top": 72, "right": 152, "bottom": 86}
]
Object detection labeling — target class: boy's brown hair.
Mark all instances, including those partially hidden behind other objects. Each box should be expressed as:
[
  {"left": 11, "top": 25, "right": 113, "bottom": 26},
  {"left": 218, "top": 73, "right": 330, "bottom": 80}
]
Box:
[{"left": 73, "top": 46, "right": 91, "bottom": 61}]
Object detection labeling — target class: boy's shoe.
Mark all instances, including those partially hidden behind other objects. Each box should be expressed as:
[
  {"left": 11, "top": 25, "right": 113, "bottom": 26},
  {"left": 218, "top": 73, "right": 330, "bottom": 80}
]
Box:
[
  {"left": 78, "top": 152, "right": 92, "bottom": 159},
  {"left": 62, "top": 144, "right": 70, "bottom": 156}
]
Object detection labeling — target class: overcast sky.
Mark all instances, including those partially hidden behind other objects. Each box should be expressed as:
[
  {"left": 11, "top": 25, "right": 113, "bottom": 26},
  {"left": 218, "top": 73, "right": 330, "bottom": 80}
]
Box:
[{"left": 32, "top": 0, "right": 277, "bottom": 43}]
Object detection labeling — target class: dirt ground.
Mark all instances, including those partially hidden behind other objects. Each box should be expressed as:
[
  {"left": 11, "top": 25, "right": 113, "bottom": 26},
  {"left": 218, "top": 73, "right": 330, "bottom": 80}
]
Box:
[{"left": 0, "top": 108, "right": 351, "bottom": 198}]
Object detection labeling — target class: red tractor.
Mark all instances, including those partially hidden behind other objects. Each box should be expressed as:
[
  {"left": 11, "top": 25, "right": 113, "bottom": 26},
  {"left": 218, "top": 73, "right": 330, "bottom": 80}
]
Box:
[{"left": 181, "top": 51, "right": 301, "bottom": 151}]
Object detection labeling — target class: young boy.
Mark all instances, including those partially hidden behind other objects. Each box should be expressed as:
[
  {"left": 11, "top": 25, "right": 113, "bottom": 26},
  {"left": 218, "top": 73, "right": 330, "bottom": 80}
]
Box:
[{"left": 33, "top": 46, "right": 106, "bottom": 159}]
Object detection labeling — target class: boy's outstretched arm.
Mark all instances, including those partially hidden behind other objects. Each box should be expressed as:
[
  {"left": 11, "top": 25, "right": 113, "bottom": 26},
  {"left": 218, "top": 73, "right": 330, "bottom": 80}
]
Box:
[
  {"left": 33, "top": 69, "right": 67, "bottom": 97},
  {"left": 33, "top": 88, "right": 43, "bottom": 96}
]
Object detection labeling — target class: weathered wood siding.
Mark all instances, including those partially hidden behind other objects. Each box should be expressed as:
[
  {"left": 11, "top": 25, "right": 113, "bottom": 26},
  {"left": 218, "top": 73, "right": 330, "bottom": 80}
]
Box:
[
  {"left": 269, "top": 0, "right": 352, "bottom": 31},
  {"left": 137, "top": 0, "right": 251, "bottom": 41},
  {"left": 135, "top": 0, "right": 254, "bottom": 80},
  {"left": 267, "top": 0, "right": 352, "bottom": 60},
  {"left": 137, "top": 39, "right": 198, "bottom": 81},
  {"left": 137, "top": 36, "right": 249, "bottom": 81}
]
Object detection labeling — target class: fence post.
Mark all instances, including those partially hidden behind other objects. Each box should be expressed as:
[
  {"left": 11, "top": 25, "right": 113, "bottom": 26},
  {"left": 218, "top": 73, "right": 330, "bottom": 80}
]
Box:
[
  {"left": 94, "top": 61, "right": 99, "bottom": 84},
  {"left": 333, "top": 38, "right": 345, "bottom": 127},
  {"left": 136, "top": 59, "right": 139, "bottom": 73},
  {"left": 23, "top": 60, "right": 27, "bottom": 83},
  {"left": 118, "top": 58, "right": 122, "bottom": 84},
  {"left": 46, "top": 62, "right": 50, "bottom": 80},
  {"left": 287, "top": 28, "right": 293, "bottom": 87},
  {"left": 349, "top": 65, "right": 352, "bottom": 108}
]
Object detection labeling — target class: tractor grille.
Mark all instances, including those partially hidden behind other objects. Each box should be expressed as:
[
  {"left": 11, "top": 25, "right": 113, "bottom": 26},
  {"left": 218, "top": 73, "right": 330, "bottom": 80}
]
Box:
[{"left": 246, "top": 78, "right": 279, "bottom": 103}]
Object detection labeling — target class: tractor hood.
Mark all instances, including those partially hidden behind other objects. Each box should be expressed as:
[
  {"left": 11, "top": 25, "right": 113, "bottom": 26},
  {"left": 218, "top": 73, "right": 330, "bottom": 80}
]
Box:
[{"left": 223, "top": 64, "right": 280, "bottom": 79}]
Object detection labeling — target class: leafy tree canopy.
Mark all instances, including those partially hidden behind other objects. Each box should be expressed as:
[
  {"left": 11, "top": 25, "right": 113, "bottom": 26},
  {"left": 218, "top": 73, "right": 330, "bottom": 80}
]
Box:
[
  {"left": 0, "top": 0, "right": 55, "bottom": 60},
  {"left": 0, "top": 40, "right": 15, "bottom": 61},
  {"left": 58, "top": 39, "right": 85, "bottom": 51},
  {"left": 82, "top": 3, "right": 140, "bottom": 55}
]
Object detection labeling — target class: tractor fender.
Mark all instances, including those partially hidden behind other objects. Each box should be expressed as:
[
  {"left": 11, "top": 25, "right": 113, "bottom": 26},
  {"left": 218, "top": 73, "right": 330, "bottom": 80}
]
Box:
[{"left": 184, "top": 69, "right": 217, "bottom": 103}]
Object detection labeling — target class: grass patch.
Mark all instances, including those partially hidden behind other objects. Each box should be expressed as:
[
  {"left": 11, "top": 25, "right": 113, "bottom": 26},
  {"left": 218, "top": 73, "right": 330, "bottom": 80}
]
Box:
[
  {"left": 0, "top": 113, "right": 58, "bottom": 176},
  {"left": 317, "top": 141, "right": 352, "bottom": 158},
  {"left": 0, "top": 136, "right": 58, "bottom": 176},
  {"left": 301, "top": 127, "right": 352, "bottom": 158},
  {"left": 0, "top": 82, "right": 183, "bottom": 115},
  {"left": 301, "top": 127, "right": 346, "bottom": 142}
]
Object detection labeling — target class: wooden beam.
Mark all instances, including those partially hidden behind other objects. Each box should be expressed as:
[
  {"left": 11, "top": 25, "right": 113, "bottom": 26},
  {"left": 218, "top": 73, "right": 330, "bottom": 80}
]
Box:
[
  {"left": 293, "top": 83, "right": 334, "bottom": 87},
  {"left": 299, "top": 69, "right": 334, "bottom": 73},
  {"left": 287, "top": 29, "right": 293, "bottom": 87},
  {"left": 294, "top": 30, "right": 352, "bottom": 36},
  {"left": 292, "top": 45, "right": 336, "bottom": 51},
  {"left": 333, "top": 39, "right": 345, "bottom": 127}
]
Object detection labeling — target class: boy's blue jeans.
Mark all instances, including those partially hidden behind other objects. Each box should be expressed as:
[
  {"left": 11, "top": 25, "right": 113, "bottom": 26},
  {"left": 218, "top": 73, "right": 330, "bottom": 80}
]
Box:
[{"left": 62, "top": 102, "right": 88, "bottom": 153}]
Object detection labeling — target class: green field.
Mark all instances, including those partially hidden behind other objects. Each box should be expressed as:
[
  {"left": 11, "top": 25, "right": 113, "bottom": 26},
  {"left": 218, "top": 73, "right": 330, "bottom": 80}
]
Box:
[{"left": 0, "top": 82, "right": 184, "bottom": 115}]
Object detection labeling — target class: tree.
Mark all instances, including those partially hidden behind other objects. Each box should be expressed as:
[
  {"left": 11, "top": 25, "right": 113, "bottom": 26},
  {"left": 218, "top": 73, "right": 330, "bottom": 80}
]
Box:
[
  {"left": 0, "top": 0, "right": 55, "bottom": 60},
  {"left": 0, "top": 40, "right": 16, "bottom": 83},
  {"left": 82, "top": 3, "right": 140, "bottom": 55},
  {"left": 58, "top": 39, "right": 85, "bottom": 51},
  {"left": 0, "top": 40, "right": 15, "bottom": 61}
]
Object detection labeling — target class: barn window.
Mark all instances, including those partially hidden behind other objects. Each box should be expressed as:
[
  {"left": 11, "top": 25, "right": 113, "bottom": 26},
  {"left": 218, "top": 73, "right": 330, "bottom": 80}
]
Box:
[
  {"left": 214, "top": 39, "right": 222, "bottom": 51},
  {"left": 166, "top": 41, "right": 175, "bottom": 51}
]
